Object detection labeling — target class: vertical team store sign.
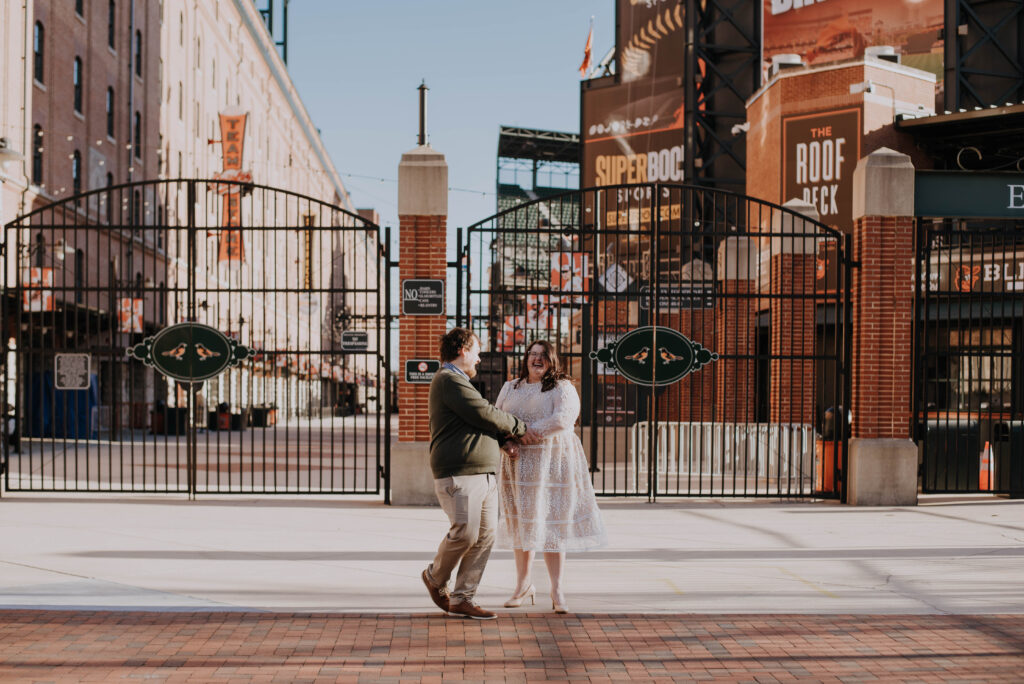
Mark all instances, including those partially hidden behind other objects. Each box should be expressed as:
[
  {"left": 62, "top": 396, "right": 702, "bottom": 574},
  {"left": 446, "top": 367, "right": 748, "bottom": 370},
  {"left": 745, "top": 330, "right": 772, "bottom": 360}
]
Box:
[{"left": 213, "top": 110, "right": 251, "bottom": 266}]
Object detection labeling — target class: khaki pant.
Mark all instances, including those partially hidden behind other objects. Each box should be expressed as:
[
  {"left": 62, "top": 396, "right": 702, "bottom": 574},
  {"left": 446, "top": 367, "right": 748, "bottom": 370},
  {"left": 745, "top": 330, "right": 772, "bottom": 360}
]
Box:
[{"left": 426, "top": 473, "right": 497, "bottom": 604}]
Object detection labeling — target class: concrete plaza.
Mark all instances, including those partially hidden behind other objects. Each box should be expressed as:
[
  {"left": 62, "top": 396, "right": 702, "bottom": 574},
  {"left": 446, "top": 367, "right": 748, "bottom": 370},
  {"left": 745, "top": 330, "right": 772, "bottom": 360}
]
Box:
[{"left": 0, "top": 493, "right": 1022, "bottom": 681}]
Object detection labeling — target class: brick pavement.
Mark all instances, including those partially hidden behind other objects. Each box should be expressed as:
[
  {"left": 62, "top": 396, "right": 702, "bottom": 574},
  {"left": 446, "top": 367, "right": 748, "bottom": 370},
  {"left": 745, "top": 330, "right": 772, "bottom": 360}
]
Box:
[{"left": 1, "top": 611, "right": 1022, "bottom": 682}]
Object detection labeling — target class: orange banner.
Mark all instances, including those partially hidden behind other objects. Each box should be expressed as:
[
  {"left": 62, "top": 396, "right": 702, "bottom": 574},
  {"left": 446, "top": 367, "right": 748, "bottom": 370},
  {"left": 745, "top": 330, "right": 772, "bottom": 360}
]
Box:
[
  {"left": 118, "top": 298, "right": 144, "bottom": 333},
  {"left": 22, "top": 267, "right": 54, "bottom": 312},
  {"left": 218, "top": 112, "right": 247, "bottom": 171}
]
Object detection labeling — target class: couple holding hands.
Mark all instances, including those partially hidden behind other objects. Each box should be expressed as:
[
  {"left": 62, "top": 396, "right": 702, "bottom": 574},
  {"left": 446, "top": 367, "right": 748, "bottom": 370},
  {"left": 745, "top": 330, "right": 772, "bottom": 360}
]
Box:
[{"left": 421, "top": 327, "right": 607, "bottom": 619}]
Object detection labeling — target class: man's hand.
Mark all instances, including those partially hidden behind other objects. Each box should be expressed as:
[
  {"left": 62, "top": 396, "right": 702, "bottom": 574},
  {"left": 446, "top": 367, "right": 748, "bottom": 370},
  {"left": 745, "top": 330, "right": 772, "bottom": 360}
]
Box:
[{"left": 519, "top": 428, "right": 543, "bottom": 445}]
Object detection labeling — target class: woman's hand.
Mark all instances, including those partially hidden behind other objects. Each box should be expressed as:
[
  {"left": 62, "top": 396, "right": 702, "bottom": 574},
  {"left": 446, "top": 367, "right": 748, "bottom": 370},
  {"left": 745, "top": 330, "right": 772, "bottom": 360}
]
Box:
[{"left": 519, "top": 428, "right": 543, "bottom": 445}]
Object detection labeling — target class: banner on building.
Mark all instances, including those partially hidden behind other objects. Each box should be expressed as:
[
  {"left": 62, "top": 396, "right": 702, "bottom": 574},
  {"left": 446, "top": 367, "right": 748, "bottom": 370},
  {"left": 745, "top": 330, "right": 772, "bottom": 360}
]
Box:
[
  {"left": 217, "top": 109, "right": 248, "bottom": 265},
  {"left": 581, "top": 0, "right": 687, "bottom": 192},
  {"left": 550, "top": 252, "right": 591, "bottom": 304},
  {"left": 22, "top": 267, "right": 54, "bottom": 312},
  {"left": 117, "top": 298, "right": 144, "bottom": 333},
  {"left": 763, "top": 0, "right": 944, "bottom": 84},
  {"left": 927, "top": 251, "right": 1024, "bottom": 293},
  {"left": 782, "top": 108, "right": 861, "bottom": 232}
]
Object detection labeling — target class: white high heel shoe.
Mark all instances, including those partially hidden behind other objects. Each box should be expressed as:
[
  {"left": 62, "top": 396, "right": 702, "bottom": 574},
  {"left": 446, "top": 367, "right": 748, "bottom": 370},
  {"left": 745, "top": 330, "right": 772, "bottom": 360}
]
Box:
[
  {"left": 504, "top": 584, "right": 536, "bottom": 608},
  {"left": 551, "top": 590, "right": 569, "bottom": 614}
]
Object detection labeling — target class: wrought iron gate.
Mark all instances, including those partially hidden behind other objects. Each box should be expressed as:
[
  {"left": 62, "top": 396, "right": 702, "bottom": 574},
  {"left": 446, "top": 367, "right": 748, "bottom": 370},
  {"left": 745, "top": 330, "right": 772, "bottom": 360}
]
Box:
[
  {"left": 461, "top": 184, "right": 851, "bottom": 499},
  {"left": 3, "top": 179, "right": 390, "bottom": 496},
  {"left": 915, "top": 216, "right": 1024, "bottom": 494}
]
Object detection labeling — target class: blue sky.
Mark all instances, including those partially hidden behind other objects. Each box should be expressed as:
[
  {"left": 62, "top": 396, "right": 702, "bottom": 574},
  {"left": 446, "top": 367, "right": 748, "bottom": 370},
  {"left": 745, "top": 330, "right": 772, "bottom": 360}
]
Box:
[{"left": 287, "top": 0, "right": 614, "bottom": 251}]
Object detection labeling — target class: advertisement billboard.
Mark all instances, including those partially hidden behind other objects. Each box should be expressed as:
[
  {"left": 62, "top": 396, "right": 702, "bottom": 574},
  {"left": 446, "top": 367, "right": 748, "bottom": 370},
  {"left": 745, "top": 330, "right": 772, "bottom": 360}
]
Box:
[
  {"left": 763, "top": 0, "right": 944, "bottom": 83},
  {"left": 581, "top": 0, "right": 686, "bottom": 191},
  {"left": 782, "top": 108, "right": 861, "bottom": 232}
]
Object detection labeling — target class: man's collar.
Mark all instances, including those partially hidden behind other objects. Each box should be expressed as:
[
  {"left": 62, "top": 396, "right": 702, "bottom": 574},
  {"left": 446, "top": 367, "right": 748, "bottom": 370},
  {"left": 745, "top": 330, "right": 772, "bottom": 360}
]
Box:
[{"left": 442, "top": 362, "right": 469, "bottom": 380}]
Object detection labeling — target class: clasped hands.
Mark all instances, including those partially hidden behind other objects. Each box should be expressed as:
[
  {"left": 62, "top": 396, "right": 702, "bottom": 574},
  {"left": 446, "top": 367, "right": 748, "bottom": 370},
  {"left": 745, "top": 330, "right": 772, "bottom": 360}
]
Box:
[{"left": 502, "top": 427, "right": 542, "bottom": 459}]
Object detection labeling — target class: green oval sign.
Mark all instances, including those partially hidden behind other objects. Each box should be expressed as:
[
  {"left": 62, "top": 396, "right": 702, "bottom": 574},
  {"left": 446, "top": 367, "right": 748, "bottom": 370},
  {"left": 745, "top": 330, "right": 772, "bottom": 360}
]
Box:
[
  {"left": 589, "top": 325, "right": 718, "bottom": 386},
  {"left": 128, "top": 322, "right": 256, "bottom": 382}
]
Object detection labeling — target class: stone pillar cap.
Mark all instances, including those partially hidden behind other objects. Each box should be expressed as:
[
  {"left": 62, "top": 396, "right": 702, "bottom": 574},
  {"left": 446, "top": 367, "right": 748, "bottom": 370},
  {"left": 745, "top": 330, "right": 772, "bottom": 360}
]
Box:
[
  {"left": 770, "top": 199, "right": 821, "bottom": 255},
  {"left": 852, "top": 147, "right": 914, "bottom": 219},
  {"left": 398, "top": 145, "right": 448, "bottom": 216}
]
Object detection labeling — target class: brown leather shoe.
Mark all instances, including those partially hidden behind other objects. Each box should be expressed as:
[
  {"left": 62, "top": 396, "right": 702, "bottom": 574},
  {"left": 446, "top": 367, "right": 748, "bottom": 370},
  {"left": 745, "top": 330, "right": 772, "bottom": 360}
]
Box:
[
  {"left": 421, "top": 569, "right": 450, "bottom": 613},
  {"left": 448, "top": 600, "right": 497, "bottom": 620}
]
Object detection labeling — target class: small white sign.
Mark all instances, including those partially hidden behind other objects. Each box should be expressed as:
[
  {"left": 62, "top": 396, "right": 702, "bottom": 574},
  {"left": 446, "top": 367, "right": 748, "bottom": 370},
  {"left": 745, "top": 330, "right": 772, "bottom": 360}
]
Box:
[{"left": 55, "top": 353, "right": 91, "bottom": 390}]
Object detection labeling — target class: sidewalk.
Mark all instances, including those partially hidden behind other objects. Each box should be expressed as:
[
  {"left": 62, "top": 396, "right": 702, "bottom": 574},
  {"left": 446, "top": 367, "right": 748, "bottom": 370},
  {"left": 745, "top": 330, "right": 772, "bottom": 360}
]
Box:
[
  {"left": 1, "top": 495, "right": 1021, "bottom": 614},
  {"left": 1, "top": 494, "right": 1022, "bottom": 682}
]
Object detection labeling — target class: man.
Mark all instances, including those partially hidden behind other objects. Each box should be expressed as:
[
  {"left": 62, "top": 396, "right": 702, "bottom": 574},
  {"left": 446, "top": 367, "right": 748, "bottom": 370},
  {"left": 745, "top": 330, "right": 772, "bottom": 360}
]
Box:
[{"left": 421, "top": 327, "right": 539, "bottom": 619}]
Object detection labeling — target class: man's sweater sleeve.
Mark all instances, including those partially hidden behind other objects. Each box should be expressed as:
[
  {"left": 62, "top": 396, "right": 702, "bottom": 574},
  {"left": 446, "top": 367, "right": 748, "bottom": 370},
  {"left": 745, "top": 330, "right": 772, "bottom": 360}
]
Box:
[{"left": 444, "top": 374, "right": 526, "bottom": 437}]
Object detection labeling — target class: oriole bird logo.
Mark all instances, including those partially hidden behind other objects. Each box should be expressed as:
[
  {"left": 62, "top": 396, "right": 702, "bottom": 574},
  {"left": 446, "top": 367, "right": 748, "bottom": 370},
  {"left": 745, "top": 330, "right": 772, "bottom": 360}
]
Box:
[
  {"left": 160, "top": 343, "right": 187, "bottom": 360},
  {"left": 659, "top": 347, "right": 686, "bottom": 365},
  {"left": 624, "top": 346, "right": 649, "bottom": 363},
  {"left": 195, "top": 343, "right": 221, "bottom": 360}
]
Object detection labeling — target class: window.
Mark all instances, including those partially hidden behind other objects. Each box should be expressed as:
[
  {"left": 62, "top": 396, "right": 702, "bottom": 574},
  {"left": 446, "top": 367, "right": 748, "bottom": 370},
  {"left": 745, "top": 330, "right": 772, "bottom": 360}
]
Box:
[
  {"left": 177, "top": 81, "right": 182, "bottom": 119},
  {"left": 108, "top": 0, "right": 115, "bottom": 48},
  {"left": 31, "top": 125, "right": 43, "bottom": 184},
  {"left": 179, "top": 12, "right": 183, "bottom": 45},
  {"left": 134, "top": 30, "right": 142, "bottom": 76},
  {"left": 196, "top": 37, "right": 201, "bottom": 65},
  {"left": 75, "top": 0, "right": 84, "bottom": 16},
  {"left": 133, "top": 190, "right": 141, "bottom": 226},
  {"left": 106, "top": 87, "right": 115, "bottom": 136},
  {"left": 35, "top": 233, "right": 45, "bottom": 267},
  {"left": 33, "top": 22, "right": 44, "bottom": 82},
  {"left": 72, "top": 150, "right": 82, "bottom": 196},
  {"left": 73, "top": 57, "right": 83, "bottom": 112},
  {"left": 133, "top": 111, "right": 141, "bottom": 158}
]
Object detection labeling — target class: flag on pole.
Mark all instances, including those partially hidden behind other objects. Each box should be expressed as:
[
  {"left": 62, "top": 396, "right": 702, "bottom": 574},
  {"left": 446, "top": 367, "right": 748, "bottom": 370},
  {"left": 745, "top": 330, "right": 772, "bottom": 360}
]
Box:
[{"left": 578, "top": 20, "right": 593, "bottom": 77}]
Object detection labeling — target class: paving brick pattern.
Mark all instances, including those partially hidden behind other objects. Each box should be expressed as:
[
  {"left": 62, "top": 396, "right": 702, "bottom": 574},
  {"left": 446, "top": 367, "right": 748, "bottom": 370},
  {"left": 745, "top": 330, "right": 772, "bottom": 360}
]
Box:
[{"left": 1, "top": 611, "right": 1022, "bottom": 682}]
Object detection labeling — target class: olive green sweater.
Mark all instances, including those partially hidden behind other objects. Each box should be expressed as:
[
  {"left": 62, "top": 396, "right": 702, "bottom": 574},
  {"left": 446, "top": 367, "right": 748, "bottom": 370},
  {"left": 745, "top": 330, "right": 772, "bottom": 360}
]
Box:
[{"left": 428, "top": 369, "right": 526, "bottom": 478}]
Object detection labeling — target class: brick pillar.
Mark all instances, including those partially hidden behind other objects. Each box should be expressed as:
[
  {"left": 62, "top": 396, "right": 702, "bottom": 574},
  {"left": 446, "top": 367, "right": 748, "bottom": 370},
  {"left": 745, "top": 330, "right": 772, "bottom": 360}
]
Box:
[
  {"left": 769, "top": 199, "right": 818, "bottom": 427},
  {"left": 391, "top": 145, "right": 447, "bottom": 505},
  {"left": 715, "top": 237, "right": 757, "bottom": 423},
  {"left": 847, "top": 148, "right": 917, "bottom": 505}
]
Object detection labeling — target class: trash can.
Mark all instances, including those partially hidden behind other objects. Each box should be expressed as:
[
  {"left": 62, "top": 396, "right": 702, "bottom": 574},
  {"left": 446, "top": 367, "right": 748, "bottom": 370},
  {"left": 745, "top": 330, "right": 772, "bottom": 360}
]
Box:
[{"left": 815, "top": 406, "right": 849, "bottom": 494}]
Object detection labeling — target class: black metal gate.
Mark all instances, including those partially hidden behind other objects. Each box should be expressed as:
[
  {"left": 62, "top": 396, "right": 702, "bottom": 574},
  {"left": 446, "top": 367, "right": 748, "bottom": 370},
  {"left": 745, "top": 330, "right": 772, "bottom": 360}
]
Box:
[
  {"left": 915, "top": 216, "right": 1024, "bottom": 494},
  {"left": 461, "top": 184, "right": 851, "bottom": 499},
  {"left": 3, "top": 179, "right": 391, "bottom": 497}
]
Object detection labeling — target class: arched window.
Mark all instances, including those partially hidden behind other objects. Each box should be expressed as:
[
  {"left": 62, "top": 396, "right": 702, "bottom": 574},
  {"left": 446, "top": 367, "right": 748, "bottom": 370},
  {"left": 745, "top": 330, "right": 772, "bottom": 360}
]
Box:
[
  {"left": 133, "top": 189, "right": 141, "bottom": 225},
  {"left": 35, "top": 233, "right": 45, "bottom": 267},
  {"left": 179, "top": 12, "right": 184, "bottom": 46},
  {"left": 107, "top": 0, "right": 115, "bottom": 48},
  {"left": 33, "top": 22, "right": 44, "bottom": 82},
  {"left": 31, "top": 125, "right": 43, "bottom": 184},
  {"left": 133, "top": 111, "right": 141, "bottom": 158},
  {"left": 72, "top": 150, "right": 82, "bottom": 196},
  {"left": 158, "top": 281, "right": 165, "bottom": 321},
  {"left": 106, "top": 87, "right": 115, "bottom": 137},
  {"left": 134, "top": 30, "right": 142, "bottom": 76},
  {"left": 73, "top": 57, "right": 83, "bottom": 112},
  {"left": 75, "top": 0, "right": 83, "bottom": 16}
]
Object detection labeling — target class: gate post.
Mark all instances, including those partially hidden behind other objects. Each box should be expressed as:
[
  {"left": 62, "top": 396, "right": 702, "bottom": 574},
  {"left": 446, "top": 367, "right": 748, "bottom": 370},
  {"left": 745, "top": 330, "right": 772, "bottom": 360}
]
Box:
[
  {"left": 769, "top": 198, "right": 819, "bottom": 429},
  {"left": 391, "top": 145, "right": 448, "bottom": 505},
  {"left": 716, "top": 237, "right": 758, "bottom": 422},
  {"left": 847, "top": 148, "right": 918, "bottom": 506}
]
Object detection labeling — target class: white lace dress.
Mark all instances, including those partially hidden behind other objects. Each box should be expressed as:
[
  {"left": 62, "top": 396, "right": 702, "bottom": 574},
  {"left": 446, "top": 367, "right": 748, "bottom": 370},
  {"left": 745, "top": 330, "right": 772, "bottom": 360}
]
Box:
[{"left": 496, "top": 379, "right": 608, "bottom": 552}]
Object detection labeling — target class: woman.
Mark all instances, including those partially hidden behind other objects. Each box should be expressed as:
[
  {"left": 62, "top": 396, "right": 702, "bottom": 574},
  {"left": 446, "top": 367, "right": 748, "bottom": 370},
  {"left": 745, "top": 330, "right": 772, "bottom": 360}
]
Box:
[{"left": 496, "top": 340, "right": 607, "bottom": 613}]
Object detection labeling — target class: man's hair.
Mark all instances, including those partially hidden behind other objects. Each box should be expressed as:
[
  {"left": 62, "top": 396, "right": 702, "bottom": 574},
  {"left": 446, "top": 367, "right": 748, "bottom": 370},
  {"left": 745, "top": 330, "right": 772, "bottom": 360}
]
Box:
[{"left": 439, "top": 327, "right": 477, "bottom": 362}]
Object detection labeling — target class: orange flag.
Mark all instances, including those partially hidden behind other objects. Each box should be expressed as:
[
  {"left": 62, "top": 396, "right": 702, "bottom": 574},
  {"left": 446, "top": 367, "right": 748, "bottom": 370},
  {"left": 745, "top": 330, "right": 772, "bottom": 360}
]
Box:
[{"left": 578, "top": 22, "right": 593, "bottom": 77}]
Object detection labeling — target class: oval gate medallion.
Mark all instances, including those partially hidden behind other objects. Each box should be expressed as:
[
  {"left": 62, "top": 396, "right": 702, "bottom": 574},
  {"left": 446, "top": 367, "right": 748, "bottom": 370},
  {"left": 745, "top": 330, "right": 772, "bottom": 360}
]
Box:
[
  {"left": 128, "top": 322, "right": 256, "bottom": 382},
  {"left": 589, "top": 325, "right": 718, "bottom": 386}
]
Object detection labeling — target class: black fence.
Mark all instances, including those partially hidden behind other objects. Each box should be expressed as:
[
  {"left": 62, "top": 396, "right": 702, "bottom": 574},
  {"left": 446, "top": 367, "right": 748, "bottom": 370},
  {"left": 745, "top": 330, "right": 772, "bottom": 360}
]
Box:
[
  {"left": 915, "top": 217, "right": 1024, "bottom": 495},
  {"left": 460, "top": 184, "right": 851, "bottom": 499},
  {"left": 3, "top": 179, "right": 390, "bottom": 497}
]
